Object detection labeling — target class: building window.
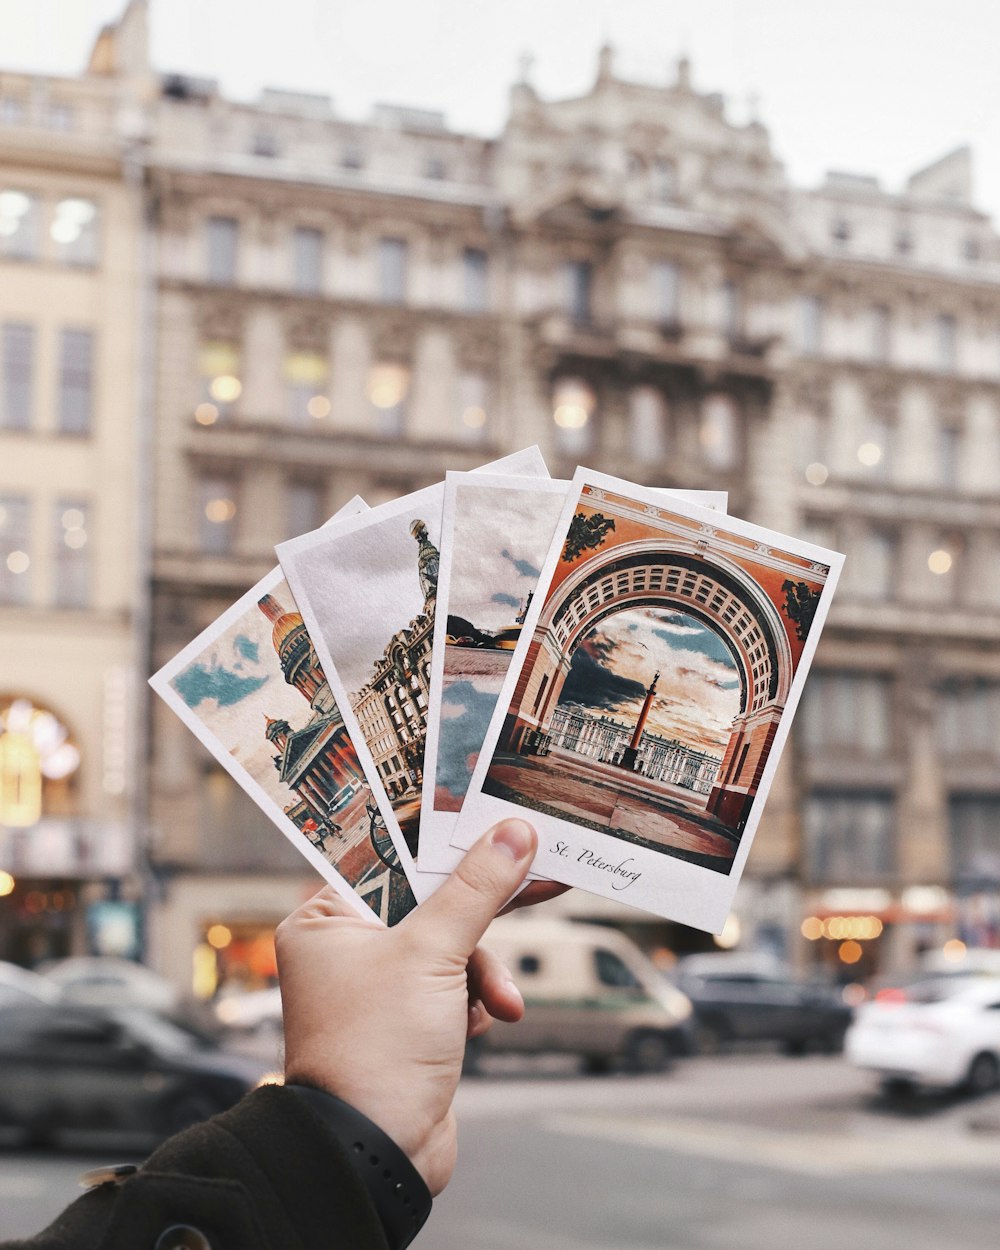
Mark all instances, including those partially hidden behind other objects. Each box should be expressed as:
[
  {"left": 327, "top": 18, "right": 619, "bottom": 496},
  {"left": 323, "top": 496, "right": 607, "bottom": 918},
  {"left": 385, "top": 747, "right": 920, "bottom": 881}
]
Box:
[
  {"left": 1, "top": 323, "right": 34, "bottom": 431},
  {"left": 831, "top": 218, "right": 851, "bottom": 243},
  {"left": 720, "top": 280, "right": 742, "bottom": 340},
  {"left": 47, "top": 102, "right": 75, "bottom": 132},
  {"left": 857, "top": 413, "right": 892, "bottom": 480},
  {"left": 699, "top": 393, "right": 738, "bottom": 470},
  {"left": 57, "top": 328, "right": 94, "bottom": 435},
  {"left": 797, "top": 295, "right": 823, "bottom": 356},
  {"left": 377, "top": 237, "right": 408, "bottom": 304},
  {"left": 423, "top": 155, "right": 447, "bottom": 181},
  {"left": 206, "top": 216, "right": 239, "bottom": 285},
  {"left": 798, "top": 672, "right": 892, "bottom": 754},
  {"left": 0, "top": 98, "right": 25, "bottom": 125},
  {"left": 651, "top": 260, "right": 681, "bottom": 326},
  {"left": 854, "top": 527, "right": 895, "bottom": 600},
  {"left": 284, "top": 350, "right": 328, "bottom": 425},
  {"left": 935, "top": 313, "right": 957, "bottom": 372},
  {"left": 366, "top": 363, "right": 409, "bottom": 436},
  {"left": 0, "top": 697, "right": 80, "bottom": 831},
  {"left": 342, "top": 143, "right": 365, "bottom": 170},
  {"left": 628, "top": 386, "right": 668, "bottom": 462},
  {"left": 651, "top": 157, "right": 676, "bottom": 203},
  {"left": 938, "top": 681, "right": 1000, "bottom": 756},
  {"left": 0, "top": 189, "right": 40, "bottom": 260},
  {"left": 895, "top": 229, "right": 914, "bottom": 257},
  {"left": 51, "top": 198, "right": 98, "bottom": 266},
  {"left": 292, "top": 226, "right": 323, "bottom": 294},
  {"left": 552, "top": 377, "right": 595, "bottom": 456},
  {"left": 564, "top": 260, "right": 593, "bottom": 324},
  {"left": 869, "top": 304, "right": 891, "bottom": 362},
  {"left": 285, "top": 481, "right": 325, "bottom": 541},
  {"left": 949, "top": 795, "right": 1000, "bottom": 887},
  {"left": 937, "top": 424, "right": 961, "bottom": 490},
  {"left": 198, "top": 477, "right": 238, "bottom": 554},
  {"left": 197, "top": 342, "right": 242, "bottom": 424},
  {"left": 804, "top": 791, "right": 895, "bottom": 884},
  {"left": 252, "top": 131, "right": 281, "bottom": 158},
  {"left": 53, "top": 500, "right": 89, "bottom": 608},
  {"left": 457, "top": 371, "right": 489, "bottom": 442},
  {"left": 0, "top": 495, "right": 31, "bottom": 605},
  {"left": 462, "top": 247, "right": 488, "bottom": 312},
  {"left": 963, "top": 236, "right": 981, "bottom": 262}
]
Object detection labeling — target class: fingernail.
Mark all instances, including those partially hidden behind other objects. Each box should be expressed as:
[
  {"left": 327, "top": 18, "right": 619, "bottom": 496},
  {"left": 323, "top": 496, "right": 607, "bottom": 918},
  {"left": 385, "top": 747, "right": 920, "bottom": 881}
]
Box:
[{"left": 490, "top": 818, "right": 535, "bottom": 862}]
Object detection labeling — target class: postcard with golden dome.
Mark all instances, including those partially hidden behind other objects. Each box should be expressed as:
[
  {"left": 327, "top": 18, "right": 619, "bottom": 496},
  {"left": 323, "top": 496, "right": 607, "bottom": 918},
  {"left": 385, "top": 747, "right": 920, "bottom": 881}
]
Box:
[{"left": 149, "top": 498, "right": 419, "bottom": 928}]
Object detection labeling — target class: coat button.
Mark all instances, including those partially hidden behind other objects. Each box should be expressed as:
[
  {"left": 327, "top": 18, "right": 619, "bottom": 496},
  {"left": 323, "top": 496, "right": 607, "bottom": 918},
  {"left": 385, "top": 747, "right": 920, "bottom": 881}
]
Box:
[{"left": 154, "top": 1225, "right": 212, "bottom": 1250}]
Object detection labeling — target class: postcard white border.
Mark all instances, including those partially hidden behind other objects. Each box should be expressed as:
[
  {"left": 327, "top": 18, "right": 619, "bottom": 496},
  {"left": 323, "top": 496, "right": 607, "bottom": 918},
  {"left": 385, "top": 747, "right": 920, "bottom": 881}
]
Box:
[
  {"left": 149, "top": 497, "right": 393, "bottom": 926},
  {"left": 451, "top": 467, "right": 844, "bottom": 933}
]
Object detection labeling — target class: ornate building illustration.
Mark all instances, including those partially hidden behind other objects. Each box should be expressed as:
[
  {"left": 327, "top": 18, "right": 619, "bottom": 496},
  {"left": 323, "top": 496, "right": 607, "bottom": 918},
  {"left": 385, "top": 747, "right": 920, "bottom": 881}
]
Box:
[
  {"left": 257, "top": 593, "right": 364, "bottom": 845},
  {"left": 547, "top": 703, "right": 720, "bottom": 794}
]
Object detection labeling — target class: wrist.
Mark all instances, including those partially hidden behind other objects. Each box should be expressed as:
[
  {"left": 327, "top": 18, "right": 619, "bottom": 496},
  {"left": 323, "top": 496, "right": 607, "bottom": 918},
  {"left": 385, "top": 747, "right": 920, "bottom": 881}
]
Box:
[{"left": 286, "top": 1084, "right": 432, "bottom": 1250}]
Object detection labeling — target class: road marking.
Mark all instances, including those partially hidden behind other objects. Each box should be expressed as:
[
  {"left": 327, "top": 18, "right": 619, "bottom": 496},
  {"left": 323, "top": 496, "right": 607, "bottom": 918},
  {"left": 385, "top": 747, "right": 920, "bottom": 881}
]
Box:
[{"left": 543, "top": 1112, "right": 1000, "bottom": 1176}]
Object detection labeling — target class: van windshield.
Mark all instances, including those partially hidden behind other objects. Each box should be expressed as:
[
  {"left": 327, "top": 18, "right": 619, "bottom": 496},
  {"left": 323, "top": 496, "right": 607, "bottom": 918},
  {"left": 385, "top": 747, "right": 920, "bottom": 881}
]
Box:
[{"left": 594, "top": 949, "right": 642, "bottom": 990}]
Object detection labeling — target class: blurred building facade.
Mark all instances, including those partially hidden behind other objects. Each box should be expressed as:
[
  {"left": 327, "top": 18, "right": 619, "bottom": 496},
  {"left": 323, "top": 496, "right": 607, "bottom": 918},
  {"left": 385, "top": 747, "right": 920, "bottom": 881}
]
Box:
[
  {"left": 3, "top": 1, "right": 1000, "bottom": 984},
  {"left": 0, "top": 3, "right": 150, "bottom": 965}
]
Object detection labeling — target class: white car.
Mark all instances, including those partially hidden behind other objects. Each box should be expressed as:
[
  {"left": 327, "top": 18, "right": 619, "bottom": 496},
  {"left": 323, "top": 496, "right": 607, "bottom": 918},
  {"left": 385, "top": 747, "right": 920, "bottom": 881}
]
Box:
[
  {"left": 39, "top": 956, "right": 180, "bottom": 1014},
  {"left": 0, "top": 960, "right": 60, "bottom": 1008},
  {"left": 215, "top": 986, "right": 283, "bottom": 1034},
  {"left": 846, "top": 978, "right": 1000, "bottom": 1093}
]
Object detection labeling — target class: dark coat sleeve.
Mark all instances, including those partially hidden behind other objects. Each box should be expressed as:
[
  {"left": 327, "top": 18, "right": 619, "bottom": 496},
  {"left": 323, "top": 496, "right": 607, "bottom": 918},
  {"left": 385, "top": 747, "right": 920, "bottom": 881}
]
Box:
[{"left": 4, "top": 1084, "right": 391, "bottom": 1250}]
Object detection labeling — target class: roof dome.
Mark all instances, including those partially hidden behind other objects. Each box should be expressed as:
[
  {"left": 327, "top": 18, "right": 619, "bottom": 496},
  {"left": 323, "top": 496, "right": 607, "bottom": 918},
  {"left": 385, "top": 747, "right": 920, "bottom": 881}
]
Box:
[{"left": 257, "top": 592, "right": 306, "bottom": 656}]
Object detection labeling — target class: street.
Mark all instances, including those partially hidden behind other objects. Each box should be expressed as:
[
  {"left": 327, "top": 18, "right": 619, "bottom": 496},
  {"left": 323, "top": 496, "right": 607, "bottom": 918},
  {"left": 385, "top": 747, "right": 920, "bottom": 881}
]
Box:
[{"left": 2, "top": 1054, "right": 998, "bottom": 1246}]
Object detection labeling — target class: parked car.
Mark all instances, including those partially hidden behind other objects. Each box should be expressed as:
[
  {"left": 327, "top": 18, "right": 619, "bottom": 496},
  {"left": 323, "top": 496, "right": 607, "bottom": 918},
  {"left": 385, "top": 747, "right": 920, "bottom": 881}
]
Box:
[
  {"left": 0, "top": 960, "right": 60, "bottom": 1008},
  {"left": 673, "top": 953, "right": 853, "bottom": 1054},
  {"left": 470, "top": 917, "right": 694, "bottom": 1073},
  {"left": 215, "top": 985, "right": 282, "bottom": 1034},
  {"left": 39, "top": 956, "right": 180, "bottom": 1013},
  {"left": 0, "top": 1002, "right": 271, "bottom": 1147},
  {"left": 846, "top": 978, "right": 1000, "bottom": 1094}
]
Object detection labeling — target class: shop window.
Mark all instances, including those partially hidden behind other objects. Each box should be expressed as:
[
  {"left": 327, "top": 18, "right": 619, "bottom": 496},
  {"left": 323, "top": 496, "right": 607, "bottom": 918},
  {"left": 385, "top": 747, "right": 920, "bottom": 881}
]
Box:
[{"left": 0, "top": 697, "right": 80, "bottom": 830}]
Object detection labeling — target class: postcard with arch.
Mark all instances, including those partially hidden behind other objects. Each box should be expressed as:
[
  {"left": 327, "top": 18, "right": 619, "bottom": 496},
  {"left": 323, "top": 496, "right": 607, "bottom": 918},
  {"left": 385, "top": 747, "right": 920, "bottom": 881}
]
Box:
[{"left": 452, "top": 467, "right": 844, "bottom": 933}]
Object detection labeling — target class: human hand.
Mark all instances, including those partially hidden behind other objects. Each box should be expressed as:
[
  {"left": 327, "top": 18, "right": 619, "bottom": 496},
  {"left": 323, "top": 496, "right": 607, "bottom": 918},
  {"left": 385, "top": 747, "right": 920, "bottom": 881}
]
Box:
[{"left": 275, "top": 818, "right": 538, "bottom": 1195}]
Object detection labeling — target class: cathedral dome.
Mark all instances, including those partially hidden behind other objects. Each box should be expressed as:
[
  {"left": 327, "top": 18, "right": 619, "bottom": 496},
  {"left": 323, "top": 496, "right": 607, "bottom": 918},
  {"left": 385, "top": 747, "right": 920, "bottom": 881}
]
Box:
[{"left": 257, "top": 593, "right": 306, "bottom": 658}]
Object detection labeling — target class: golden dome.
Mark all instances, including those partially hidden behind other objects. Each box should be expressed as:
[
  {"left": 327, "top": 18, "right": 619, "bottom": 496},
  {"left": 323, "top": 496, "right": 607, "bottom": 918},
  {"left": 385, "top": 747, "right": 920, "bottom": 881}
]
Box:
[{"left": 271, "top": 611, "right": 304, "bottom": 653}]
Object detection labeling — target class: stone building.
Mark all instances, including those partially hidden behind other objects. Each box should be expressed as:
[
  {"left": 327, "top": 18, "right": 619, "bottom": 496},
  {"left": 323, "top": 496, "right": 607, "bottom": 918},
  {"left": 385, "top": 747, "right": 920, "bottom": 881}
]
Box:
[
  {"left": 4, "top": 1, "right": 1000, "bottom": 978},
  {"left": 0, "top": 1, "right": 150, "bottom": 964},
  {"left": 547, "top": 704, "right": 720, "bottom": 794}
]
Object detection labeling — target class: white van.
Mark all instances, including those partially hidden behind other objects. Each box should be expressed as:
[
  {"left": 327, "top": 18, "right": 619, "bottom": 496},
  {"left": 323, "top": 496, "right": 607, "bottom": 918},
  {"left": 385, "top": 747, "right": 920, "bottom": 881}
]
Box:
[{"left": 471, "top": 916, "right": 694, "bottom": 1073}]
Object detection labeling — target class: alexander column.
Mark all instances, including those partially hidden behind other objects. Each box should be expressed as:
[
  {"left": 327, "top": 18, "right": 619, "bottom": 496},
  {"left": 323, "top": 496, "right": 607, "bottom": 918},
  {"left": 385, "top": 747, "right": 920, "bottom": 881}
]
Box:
[{"left": 619, "top": 671, "right": 659, "bottom": 773}]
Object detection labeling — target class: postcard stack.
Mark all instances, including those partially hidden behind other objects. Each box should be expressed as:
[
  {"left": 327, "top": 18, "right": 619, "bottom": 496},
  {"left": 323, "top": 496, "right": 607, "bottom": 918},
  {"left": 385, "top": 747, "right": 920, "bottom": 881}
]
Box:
[{"left": 151, "top": 448, "right": 843, "bottom": 934}]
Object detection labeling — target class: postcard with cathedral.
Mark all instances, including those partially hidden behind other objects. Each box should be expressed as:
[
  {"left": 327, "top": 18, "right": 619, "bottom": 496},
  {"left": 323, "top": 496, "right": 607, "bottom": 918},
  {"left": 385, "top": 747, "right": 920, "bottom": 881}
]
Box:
[
  {"left": 276, "top": 447, "right": 548, "bottom": 897},
  {"left": 150, "top": 498, "right": 419, "bottom": 928},
  {"left": 452, "top": 468, "right": 844, "bottom": 933},
  {"left": 419, "top": 472, "right": 729, "bottom": 875}
]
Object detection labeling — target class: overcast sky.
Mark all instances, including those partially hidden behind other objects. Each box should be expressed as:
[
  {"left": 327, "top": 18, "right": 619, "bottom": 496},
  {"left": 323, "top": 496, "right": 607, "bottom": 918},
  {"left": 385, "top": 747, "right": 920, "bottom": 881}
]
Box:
[{"left": 3, "top": 0, "right": 999, "bottom": 220}]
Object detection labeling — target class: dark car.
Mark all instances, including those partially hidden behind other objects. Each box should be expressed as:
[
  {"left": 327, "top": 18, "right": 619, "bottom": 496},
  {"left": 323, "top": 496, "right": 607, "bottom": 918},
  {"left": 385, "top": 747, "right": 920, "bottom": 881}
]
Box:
[
  {"left": 0, "top": 1003, "right": 270, "bottom": 1147},
  {"left": 673, "top": 960, "right": 853, "bottom": 1054}
]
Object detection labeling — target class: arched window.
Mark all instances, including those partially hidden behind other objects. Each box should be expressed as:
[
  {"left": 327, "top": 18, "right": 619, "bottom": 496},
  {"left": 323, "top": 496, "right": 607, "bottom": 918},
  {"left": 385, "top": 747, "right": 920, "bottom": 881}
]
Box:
[{"left": 0, "top": 697, "right": 80, "bottom": 829}]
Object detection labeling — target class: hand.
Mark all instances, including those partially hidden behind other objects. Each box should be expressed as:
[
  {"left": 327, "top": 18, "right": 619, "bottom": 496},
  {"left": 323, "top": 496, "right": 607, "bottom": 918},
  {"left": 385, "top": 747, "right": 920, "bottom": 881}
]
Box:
[{"left": 276, "top": 818, "right": 538, "bottom": 1195}]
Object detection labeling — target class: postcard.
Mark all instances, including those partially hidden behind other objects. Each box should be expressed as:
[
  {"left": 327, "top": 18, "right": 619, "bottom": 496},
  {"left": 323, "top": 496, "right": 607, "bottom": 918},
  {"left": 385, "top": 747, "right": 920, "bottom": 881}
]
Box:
[
  {"left": 419, "top": 473, "right": 729, "bottom": 874},
  {"left": 451, "top": 468, "right": 844, "bottom": 932},
  {"left": 275, "top": 447, "right": 549, "bottom": 899},
  {"left": 150, "top": 498, "right": 418, "bottom": 927}
]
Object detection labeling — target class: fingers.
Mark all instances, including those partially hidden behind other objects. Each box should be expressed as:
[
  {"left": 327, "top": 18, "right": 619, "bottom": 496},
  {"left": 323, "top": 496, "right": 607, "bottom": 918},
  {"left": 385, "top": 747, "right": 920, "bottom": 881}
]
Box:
[
  {"left": 405, "top": 819, "right": 536, "bottom": 959},
  {"left": 467, "top": 1000, "right": 493, "bottom": 1040},
  {"left": 468, "top": 944, "right": 524, "bottom": 1024}
]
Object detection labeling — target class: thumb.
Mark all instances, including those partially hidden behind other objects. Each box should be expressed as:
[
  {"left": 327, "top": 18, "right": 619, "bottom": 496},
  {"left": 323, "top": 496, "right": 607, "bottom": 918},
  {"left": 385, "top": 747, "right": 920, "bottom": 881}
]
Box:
[{"left": 405, "top": 819, "right": 536, "bottom": 958}]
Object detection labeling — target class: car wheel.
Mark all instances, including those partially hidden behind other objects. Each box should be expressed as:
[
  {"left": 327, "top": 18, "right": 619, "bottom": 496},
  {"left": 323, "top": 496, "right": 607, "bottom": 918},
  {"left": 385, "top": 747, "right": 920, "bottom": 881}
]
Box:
[
  {"left": 694, "top": 1016, "right": 728, "bottom": 1054},
  {"left": 965, "top": 1052, "right": 1000, "bottom": 1096},
  {"left": 879, "top": 1076, "right": 915, "bottom": 1099},
  {"left": 581, "top": 1054, "right": 613, "bottom": 1076},
  {"left": 623, "top": 1030, "right": 671, "bottom": 1075},
  {"left": 782, "top": 1038, "right": 808, "bottom": 1057}
]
